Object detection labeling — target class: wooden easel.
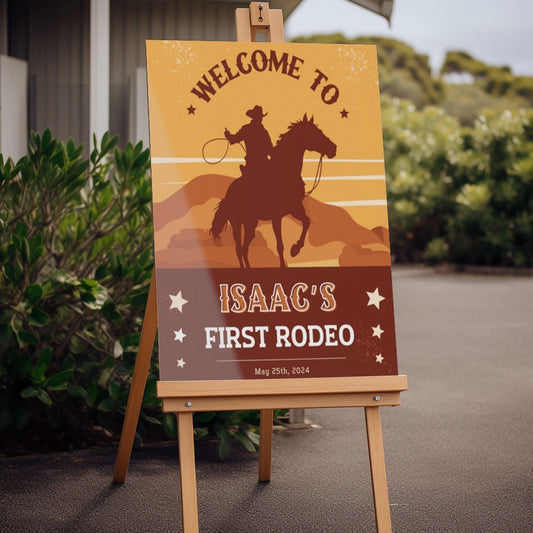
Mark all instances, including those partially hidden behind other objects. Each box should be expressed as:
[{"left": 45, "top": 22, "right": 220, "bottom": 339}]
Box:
[{"left": 113, "top": 4, "right": 407, "bottom": 532}]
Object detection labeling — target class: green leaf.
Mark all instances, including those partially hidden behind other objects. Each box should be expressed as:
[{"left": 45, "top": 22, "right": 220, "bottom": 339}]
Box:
[
  {"left": 45, "top": 369, "right": 73, "bottom": 390},
  {"left": 15, "top": 222, "right": 28, "bottom": 242},
  {"left": 142, "top": 375, "right": 158, "bottom": 405},
  {"left": 24, "top": 284, "right": 43, "bottom": 305},
  {"left": 162, "top": 413, "right": 177, "bottom": 438},
  {"left": 37, "top": 346, "right": 52, "bottom": 367},
  {"left": 118, "top": 333, "right": 141, "bottom": 352},
  {"left": 87, "top": 382, "right": 100, "bottom": 404},
  {"left": 101, "top": 131, "right": 119, "bottom": 155},
  {"left": 103, "top": 301, "right": 122, "bottom": 324},
  {"left": 16, "top": 329, "right": 39, "bottom": 346},
  {"left": 29, "top": 234, "right": 44, "bottom": 262},
  {"left": 97, "top": 397, "right": 115, "bottom": 412},
  {"left": 140, "top": 411, "right": 161, "bottom": 425},
  {"left": 3, "top": 262, "right": 21, "bottom": 285},
  {"left": 108, "top": 251, "right": 118, "bottom": 271},
  {"left": 214, "top": 422, "right": 231, "bottom": 460},
  {"left": 67, "top": 385, "right": 89, "bottom": 401},
  {"left": 42, "top": 128, "right": 52, "bottom": 147},
  {"left": 80, "top": 279, "right": 98, "bottom": 289},
  {"left": 21, "top": 237, "right": 31, "bottom": 262},
  {"left": 31, "top": 347, "right": 52, "bottom": 383},
  {"left": 28, "top": 307, "right": 51, "bottom": 327},
  {"left": 98, "top": 367, "right": 112, "bottom": 387},
  {"left": 194, "top": 412, "right": 216, "bottom": 424},
  {"left": 133, "top": 431, "right": 143, "bottom": 449},
  {"left": 95, "top": 264, "right": 109, "bottom": 280},
  {"left": 81, "top": 292, "right": 96, "bottom": 303},
  {"left": 61, "top": 354, "right": 74, "bottom": 371},
  {"left": 235, "top": 429, "right": 259, "bottom": 453},
  {"left": 36, "top": 388, "right": 52, "bottom": 406},
  {"left": 244, "top": 428, "right": 260, "bottom": 446},
  {"left": 20, "top": 385, "right": 52, "bottom": 406},
  {"left": 193, "top": 427, "right": 209, "bottom": 438},
  {"left": 108, "top": 381, "right": 121, "bottom": 401},
  {"left": 21, "top": 385, "right": 39, "bottom": 398}
]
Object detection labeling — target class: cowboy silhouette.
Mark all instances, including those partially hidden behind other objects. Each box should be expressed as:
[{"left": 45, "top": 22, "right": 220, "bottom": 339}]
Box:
[{"left": 224, "top": 105, "right": 273, "bottom": 180}]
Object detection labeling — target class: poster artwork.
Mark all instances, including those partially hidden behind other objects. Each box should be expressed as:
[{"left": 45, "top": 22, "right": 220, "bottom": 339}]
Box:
[{"left": 146, "top": 41, "right": 398, "bottom": 381}]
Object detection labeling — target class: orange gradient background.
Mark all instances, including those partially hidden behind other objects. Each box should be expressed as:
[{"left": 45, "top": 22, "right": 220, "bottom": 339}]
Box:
[{"left": 146, "top": 40, "right": 391, "bottom": 268}]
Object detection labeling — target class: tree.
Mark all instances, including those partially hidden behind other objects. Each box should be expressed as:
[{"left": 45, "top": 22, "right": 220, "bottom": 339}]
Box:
[{"left": 291, "top": 34, "right": 443, "bottom": 107}]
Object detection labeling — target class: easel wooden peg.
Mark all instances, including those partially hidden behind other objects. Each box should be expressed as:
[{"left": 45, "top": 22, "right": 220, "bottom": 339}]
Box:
[{"left": 235, "top": 2, "right": 284, "bottom": 42}]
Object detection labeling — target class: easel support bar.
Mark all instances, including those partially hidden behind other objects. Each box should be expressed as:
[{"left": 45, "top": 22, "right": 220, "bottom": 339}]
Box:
[
  {"left": 113, "top": 271, "right": 158, "bottom": 483},
  {"left": 178, "top": 412, "right": 199, "bottom": 533},
  {"left": 366, "top": 406, "right": 392, "bottom": 532},
  {"left": 157, "top": 375, "right": 408, "bottom": 399},
  {"left": 161, "top": 391, "right": 402, "bottom": 413},
  {"left": 258, "top": 409, "right": 274, "bottom": 482}
]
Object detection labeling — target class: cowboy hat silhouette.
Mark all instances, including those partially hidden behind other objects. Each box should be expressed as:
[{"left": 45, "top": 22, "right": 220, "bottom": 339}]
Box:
[{"left": 246, "top": 105, "right": 268, "bottom": 119}]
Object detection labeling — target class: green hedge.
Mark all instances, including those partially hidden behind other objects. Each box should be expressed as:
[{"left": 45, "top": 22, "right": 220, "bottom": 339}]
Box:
[
  {"left": 0, "top": 131, "right": 263, "bottom": 457},
  {"left": 383, "top": 97, "right": 533, "bottom": 267}
]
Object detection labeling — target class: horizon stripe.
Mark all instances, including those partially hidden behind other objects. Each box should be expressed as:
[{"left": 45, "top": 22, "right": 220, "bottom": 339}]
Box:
[
  {"left": 152, "top": 157, "right": 384, "bottom": 164},
  {"left": 152, "top": 157, "right": 243, "bottom": 164},
  {"left": 328, "top": 200, "right": 387, "bottom": 207},
  {"left": 303, "top": 175, "right": 385, "bottom": 181},
  {"left": 159, "top": 175, "right": 386, "bottom": 186},
  {"left": 306, "top": 158, "right": 384, "bottom": 163}
]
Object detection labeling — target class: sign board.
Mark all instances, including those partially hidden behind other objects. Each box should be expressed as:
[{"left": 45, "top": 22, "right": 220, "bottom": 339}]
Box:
[{"left": 146, "top": 40, "right": 398, "bottom": 383}]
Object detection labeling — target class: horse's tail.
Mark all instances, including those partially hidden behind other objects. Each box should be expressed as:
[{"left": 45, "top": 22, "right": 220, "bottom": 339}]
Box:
[{"left": 209, "top": 199, "right": 228, "bottom": 244}]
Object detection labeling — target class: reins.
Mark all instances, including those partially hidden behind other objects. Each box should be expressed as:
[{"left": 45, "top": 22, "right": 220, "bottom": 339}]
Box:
[{"left": 305, "top": 154, "right": 323, "bottom": 196}]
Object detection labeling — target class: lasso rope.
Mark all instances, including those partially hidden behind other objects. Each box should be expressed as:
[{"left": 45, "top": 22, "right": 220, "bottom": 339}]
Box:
[
  {"left": 202, "top": 138, "right": 229, "bottom": 164},
  {"left": 202, "top": 137, "right": 246, "bottom": 164}
]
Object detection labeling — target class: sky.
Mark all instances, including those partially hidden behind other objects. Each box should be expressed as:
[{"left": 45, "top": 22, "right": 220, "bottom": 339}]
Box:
[{"left": 284, "top": 0, "right": 533, "bottom": 76}]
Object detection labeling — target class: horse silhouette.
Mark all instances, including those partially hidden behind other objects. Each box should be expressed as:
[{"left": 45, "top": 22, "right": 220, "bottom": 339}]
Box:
[{"left": 210, "top": 114, "right": 337, "bottom": 268}]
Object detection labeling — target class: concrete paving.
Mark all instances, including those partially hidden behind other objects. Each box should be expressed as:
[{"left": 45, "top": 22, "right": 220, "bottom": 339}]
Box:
[{"left": 1, "top": 266, "right": 533, "bottom": 532}]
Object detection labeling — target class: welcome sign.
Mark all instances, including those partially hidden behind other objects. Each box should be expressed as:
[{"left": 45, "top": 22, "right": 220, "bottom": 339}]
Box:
[{"left": 146, "top": 40, "right": 398, "bottom": 382}]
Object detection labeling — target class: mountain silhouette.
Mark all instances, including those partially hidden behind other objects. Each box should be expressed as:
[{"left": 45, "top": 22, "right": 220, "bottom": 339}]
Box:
[{"left": 154, "top": 174, "right": 391, "bottom": 268}]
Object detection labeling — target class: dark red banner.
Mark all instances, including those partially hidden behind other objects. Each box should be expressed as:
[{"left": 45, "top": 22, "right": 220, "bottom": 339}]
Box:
[{"left": 157, "top": 266, "right": 397, "bottom": 380}]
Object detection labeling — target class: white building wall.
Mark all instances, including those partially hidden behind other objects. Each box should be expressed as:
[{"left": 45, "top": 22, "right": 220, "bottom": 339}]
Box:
[{"left": 0, "top": 55, "right": 28, "bottom": 161}]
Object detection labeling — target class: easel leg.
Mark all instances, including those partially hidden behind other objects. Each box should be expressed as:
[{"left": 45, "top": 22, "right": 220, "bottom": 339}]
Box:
[
  {"left": 365, "top": 406, "right": 392, "bottom": 533},
  {"left": 112, "top": 271, "right": 158, "bottom": 483},
  {"left": 258, "top": 408, "right": 273, "bottom": 482},
  {"left": 178, "top": 412, "right": 199, "bottom": 533}
]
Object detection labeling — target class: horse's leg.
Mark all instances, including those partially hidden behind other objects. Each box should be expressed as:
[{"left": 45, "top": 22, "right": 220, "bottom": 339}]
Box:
[
  {"left": 271, "top": 217, "right": 286, "bottom": 268},
  {"left": 290, "top": 203, "right": 310, "bottom": 258},
  {"left": 242, "top": 220, "right": 258, "bottom": 269},
  {"left": 230, "top": 220, "right": 244, "bottom": 268}
]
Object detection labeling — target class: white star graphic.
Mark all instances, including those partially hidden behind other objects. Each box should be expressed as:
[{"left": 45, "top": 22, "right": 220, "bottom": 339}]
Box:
[
  {"left": 174, "top": 329, "right": 186, "bottom": 343},
  {"left": 177, "top": 358, "right": 186, "bottom": 368},
  {"left": 372, "top": 324, "right": 384, "bottom": 339},
  {"left": 367, "top": 288, "right": 385, "bottom": 309},
  {"left": 375, "top": 353, "right": 384, "bottom": 364},
  {"left": 169, "top": 291, "right": 188, "bottom": 312}
]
